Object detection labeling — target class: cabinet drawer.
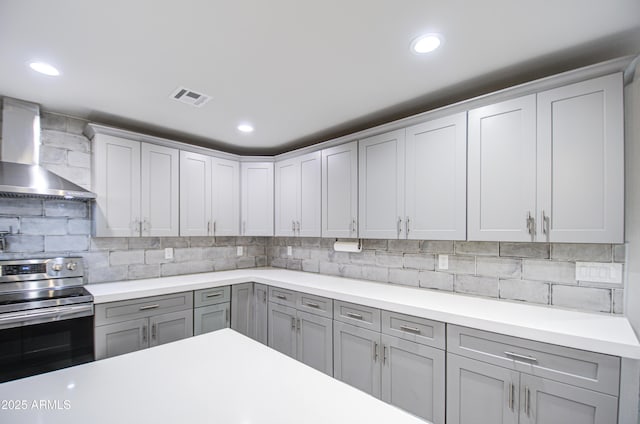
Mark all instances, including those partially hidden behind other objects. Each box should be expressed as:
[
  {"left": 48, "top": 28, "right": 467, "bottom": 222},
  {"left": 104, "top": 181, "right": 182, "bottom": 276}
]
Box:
[
  {"left": 269, "top": 286, "right": 297, "bottom": 307},
  {"left": 297, "top": 292, "right": 333, "bottom": 318},
  {"left": 382, "top": 311, "right": 445, "bottom": 349},
  {"left": 194, "top": 286, "right": 230, "bottom": 307},
  {"left": 334, "top": 300, "right": 381, "bottom": 331},
  {"left": 447, "top": 325, "right": 620, "bottom": 396},
  {"left": 95, "top": 292, "right": 193, "bottom": 326}
]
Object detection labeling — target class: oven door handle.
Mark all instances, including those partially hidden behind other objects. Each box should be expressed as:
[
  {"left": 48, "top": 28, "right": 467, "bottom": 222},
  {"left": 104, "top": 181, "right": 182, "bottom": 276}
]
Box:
[{"left": 0, "top": 304, "right": 94, "bottom": 329}]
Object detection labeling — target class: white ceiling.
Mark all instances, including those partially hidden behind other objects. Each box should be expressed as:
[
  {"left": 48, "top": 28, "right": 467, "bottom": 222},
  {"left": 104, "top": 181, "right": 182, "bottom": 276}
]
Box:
[{"left": 1, "top": 1, "right": 639, "bottom": 154}]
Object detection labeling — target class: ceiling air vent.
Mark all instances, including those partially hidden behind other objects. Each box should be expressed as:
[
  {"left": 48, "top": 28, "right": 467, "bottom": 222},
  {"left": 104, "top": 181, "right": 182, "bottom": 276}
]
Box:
[{"left": 170, "top": 87, "right": 211, "bottom": 107}]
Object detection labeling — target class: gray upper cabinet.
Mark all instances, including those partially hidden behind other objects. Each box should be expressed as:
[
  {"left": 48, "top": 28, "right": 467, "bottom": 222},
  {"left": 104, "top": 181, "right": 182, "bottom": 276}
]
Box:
[
  {"left": 358, "top": 130, "right": 406, "bottom": 239},
  {"left": 210, "top": 157, "right": 240, "bottom": 236},
  {"left": 274, "top": 151, "right": 321, "bottom": 237},
  {"left": 536, "top": 73, "right": 623, "bottom": 243},
  {"left": 333, "top": 320, "right": 382, "bottom": 397},
  {"left": 321, "top": 141, "right": 358, "bottom": 238},
  {"left": 404, "top": 112, "right": 467, "bottom": 241},
  {"left": 93, "top": 135, "right": 179, "bottom": 237},
  {"left": 468, "top": 73, "right": 623, "bottom": 243},
  {"left": 240, "top": 162, "right": 274, "bottom": 236}
]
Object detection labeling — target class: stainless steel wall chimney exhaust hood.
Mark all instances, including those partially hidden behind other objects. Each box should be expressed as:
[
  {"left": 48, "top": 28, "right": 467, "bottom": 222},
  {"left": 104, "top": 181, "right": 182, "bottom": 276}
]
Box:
[{"left": 0, "top": 98, "right": 95, "bottom": 200}]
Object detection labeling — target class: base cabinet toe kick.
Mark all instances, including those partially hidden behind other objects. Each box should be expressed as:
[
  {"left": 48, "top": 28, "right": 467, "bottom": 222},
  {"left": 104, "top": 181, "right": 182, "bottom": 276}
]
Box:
[{"left": 91, "top": 281, "right": 628, "bottom": 423}]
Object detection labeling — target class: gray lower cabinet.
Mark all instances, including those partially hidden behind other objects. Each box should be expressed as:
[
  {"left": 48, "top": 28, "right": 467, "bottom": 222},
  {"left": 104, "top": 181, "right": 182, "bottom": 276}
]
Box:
[
  {"left": 381, "top": 334, "right": 445, "bottom": 423},
  {"left": 194, "top": 286, "right": 230, "bottom": 336},
  {"left": 231, "top": 282, "right": 268, "bottom": 344},
  {"left": 333, "top": 320, "right": 381, "bottom": 397},
  {"left": 194, "top": 303, "right": 230, "bottom": 335},
  {"left": 94, "top": 292, "right": 193, "bottom": 360},
  {"left": 268, "top": 299, "right": 333, "bottom": 375}
]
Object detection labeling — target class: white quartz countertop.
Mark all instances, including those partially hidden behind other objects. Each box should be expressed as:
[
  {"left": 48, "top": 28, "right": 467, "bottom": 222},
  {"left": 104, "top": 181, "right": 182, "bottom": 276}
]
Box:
[
  {"left": 0, "top": 329, "right": 426, "bottom": 424},
  {"left": 85, "top": 268, "right": 640, "bottom": 359}
]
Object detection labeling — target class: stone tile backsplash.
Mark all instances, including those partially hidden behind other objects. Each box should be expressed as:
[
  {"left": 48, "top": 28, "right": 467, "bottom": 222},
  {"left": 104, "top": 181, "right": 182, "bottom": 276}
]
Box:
[
  {"left": 0, "top": 110, "right": 628, "bottom": 315},
  {"left": 268, "top": 237, "right": 625, "bottom": 314}
]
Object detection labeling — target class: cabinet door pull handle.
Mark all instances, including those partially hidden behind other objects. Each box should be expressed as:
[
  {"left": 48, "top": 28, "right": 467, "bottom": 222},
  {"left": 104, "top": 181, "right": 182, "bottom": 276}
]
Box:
[
  {"left": 508, "top": 382, "right": 514, "bottom": 410},
  {"left": 296, "top": 318, "right": 301, "bottom": 331},
  {"left": 226, "top": 308, "right": 230, "bottom": 324},
  {"left": 504, "top": 351, "right": 537, "bottom": 363},
  {"left": 383, "top": 344, "right": 387, "bottom": 365},
  {"left": 213, "top": 220, "right": 216, "bottom": 236},
  {"left": 399, "top": 325, "right": 421, "bottom": 334},
  {"left": 542, "top": 210, "right": 550, "bottom": 240},
  {"left": 304, "top": 301, "right": 320, "bottom": 308},
  {"left": 206, "top": 292, "right": 223, "bottom": 298},
  {"left": 524, "top": 386, "right": 530, "bottom": 416},
  {"left": 346, "top": 312, "right": 363, "bottom": 320},
  {"left": 373, "top": 342, "right": 378, "bottom": 362},
  {"left": 291, "top": 316, "right": 296, "bottom": 330},
  {"left": 526, "top": 212, "right": 536, "bottom": 239},
  {"left": 207, "top": 221, "right": 212, "bottom": 236},
  {"left": 405, "top": 216, "right": 410, "bottom": 238},
  {"left": 151, "top": 323, "right": 156, "bottom": 340},
  {"left": 263, "top": 291, "right": 267, "bottom": 303},
  {"left": 275, "top": 294, "right": 287, "bottom": 300},
  {"left": 139, "top": 304, "right": 160, "bottom": 311},
  {"left": 142, "top": 325, "right": 147, "bottom": 343},
  {"left": 296, "top": 221, "right": 301, "bottom": 234},
  {"left": 292, "top": 220, "right": 296, "bottom": 233},
  {"left": 397, "top": 217, "right": 402, "bottom": 237}
]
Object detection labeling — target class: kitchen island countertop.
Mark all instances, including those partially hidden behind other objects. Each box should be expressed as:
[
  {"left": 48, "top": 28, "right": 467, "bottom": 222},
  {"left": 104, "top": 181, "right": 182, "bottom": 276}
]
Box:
[
  {"left": 0, "top": 329, "right": 426, "bottom": 424},
  {"left": 85, "top": 268, "right": 640, "bottom": 359}
]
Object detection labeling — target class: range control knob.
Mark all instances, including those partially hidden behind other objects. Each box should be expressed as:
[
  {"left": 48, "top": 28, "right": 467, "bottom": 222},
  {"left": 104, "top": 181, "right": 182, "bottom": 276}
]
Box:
[
  {"left": 66, "top": 262, "right": 77, "bottom": 271},
  {"left": 52, "top": 263, "right": 63, "bottom": 272}
]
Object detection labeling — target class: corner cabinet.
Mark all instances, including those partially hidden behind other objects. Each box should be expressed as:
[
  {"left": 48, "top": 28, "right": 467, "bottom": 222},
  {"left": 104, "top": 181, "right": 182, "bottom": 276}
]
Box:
[
  {"left": 468, "top": 73, "right": 623, "bottom": 243},
  {"left": 274, "top": 151, "right": 321, "bottom": 237},
  {"left": 358, "top": 112, "right": 467, "bottom": 240},
  {"left": 230, "top": 282, "right": 268, "bottom": 344},
  {"left": 179, "top": 151, "right": 240, "bottom": 236},
  {"left": 93, "top": 134, "right": 179, "bottom": 237},
  {"left": 322, "top": 141, "right": 358, "bottom": 238},
  {"left": 240, "top": 162, "right": 274, "bottom": 236}
]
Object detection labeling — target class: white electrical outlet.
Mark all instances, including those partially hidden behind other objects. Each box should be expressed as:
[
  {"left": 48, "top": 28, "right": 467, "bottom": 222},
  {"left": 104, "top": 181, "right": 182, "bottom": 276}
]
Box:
[
  {"left": 575, "top": 262, "right": 622, "bottom": 284},
  {"left": 287, "top": 246, "right": 293, "bottom": 256},
  {"left": 164, "top": 248, "right": 174, "bottom": 260},
  {"left": 237, "top": 246, "right": 243, "bottom": 256},
  {"left": 438, "top": 254, "right": 449, "bottom": 270}
]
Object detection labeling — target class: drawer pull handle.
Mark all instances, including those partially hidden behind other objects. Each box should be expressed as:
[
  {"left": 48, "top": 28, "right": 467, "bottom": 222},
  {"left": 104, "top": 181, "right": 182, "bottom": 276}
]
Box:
[
  {"left": 346, "top": 312, "right": 363, "bottom": 320},
  {"left": 275, "top": 294, "right": 287, "bottom": 300},
  {"left": 139, "top": 304, "right": 160, "bottom": 311},
  {"left": 399, "top": 325, "right": 421, "bottom": 334},
  {"left": 206, "top": 293, "right": 223, "bottom": 298},
  {"left": 504, "top": 351, "right": 537, "bottom": 363},
  {"left": 304, "top": 302, "right": 320, "bottom": 308}
]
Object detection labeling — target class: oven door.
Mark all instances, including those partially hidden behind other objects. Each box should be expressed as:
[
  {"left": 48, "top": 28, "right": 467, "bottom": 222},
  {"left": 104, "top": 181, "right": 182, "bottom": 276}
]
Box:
[{"left": 0, "top": 305, "right": 94, "bottom": 383}]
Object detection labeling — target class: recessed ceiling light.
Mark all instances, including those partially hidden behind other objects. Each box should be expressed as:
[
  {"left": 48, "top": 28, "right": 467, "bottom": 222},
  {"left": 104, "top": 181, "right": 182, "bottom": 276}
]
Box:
[
  {"left": 29, "top": 61, "right": 60, "bottom": 76},
  {"left": 238, "top": 124, "right": 254, "bottom": 133},
  {"left": 410, "top": 34, "right": 443, "bottom": 54}
]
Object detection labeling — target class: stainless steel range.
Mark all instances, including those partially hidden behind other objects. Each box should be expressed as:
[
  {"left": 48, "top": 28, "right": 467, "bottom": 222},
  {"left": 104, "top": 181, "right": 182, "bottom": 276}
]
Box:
[{"left": 0, "top": 257, "right": 94, "bottom": 383}]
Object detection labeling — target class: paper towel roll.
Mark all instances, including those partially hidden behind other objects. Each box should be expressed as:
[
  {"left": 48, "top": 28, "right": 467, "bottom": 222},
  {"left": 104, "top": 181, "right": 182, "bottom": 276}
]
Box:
[{"left": 333, "top": 240, "right": 362, "bottom": 253}]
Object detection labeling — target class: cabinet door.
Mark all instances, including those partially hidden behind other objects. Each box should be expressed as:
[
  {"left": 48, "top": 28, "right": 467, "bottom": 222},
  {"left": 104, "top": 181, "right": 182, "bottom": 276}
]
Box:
[
  {"left": 405, "top": 112, "right": 467, "bottom": 240},
  {"left": 141, "top": 143, "right": 179, "bottom": 237},
  {"left": 333, "top": 321, "right": 382, "bottom": 398},
  {"left": 297, "top": 310, "right": 333, "bottom": 376},
  {"left": 359, "top": 130, "right": 405, "bottom": 239},
  {"left": 94, "top": 318, "right": 148, "bottom": 360},
  {"left": 298, "top": 151, "right": 321, "bottom": 237},
  {"left": 322, "top": 142, "right": 358, "bottom": 238},
  {"left": 194, "top": 303, "right": 230, "bottom": 336},
  {"left": 274, "top": 158, "right": 299, "bottom": 236},
  {"left": 241, "top": 162, "right": 274, "bottom": 236},
  {"left": 93, "top": 134, "right": 141, "bottom": 237},
  {"left": 231, "top": 283, "right": 254, "bottom": 338},
  {"left": 267, "top": 303, "right": 297, "bottom": 359},
  {"left": 253, "top": 283, "right": 268, "bottom": 345},
  {"left": 537, "top": 73, "right": 624, "bottom": 243},
  {"left": 179, "top": 151, "right": 212, "bottom": 236},
  {"left": 149, "top": 310, "right": 193, "bottom": 347},
  {"left": 468, "top": 95, "right": 537, "bottom": 242},
  {"left": 447, "top": 353, "right": 519, "bottom": 424},
  {"left": 519, "top": 374, "right": 618, "bottom": 424},
  {"left": 381, "top": 335, "right": 445, "bottom": 423},
  {"left": 211, "top": 157, "right": 240, "bottom": 236}
]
